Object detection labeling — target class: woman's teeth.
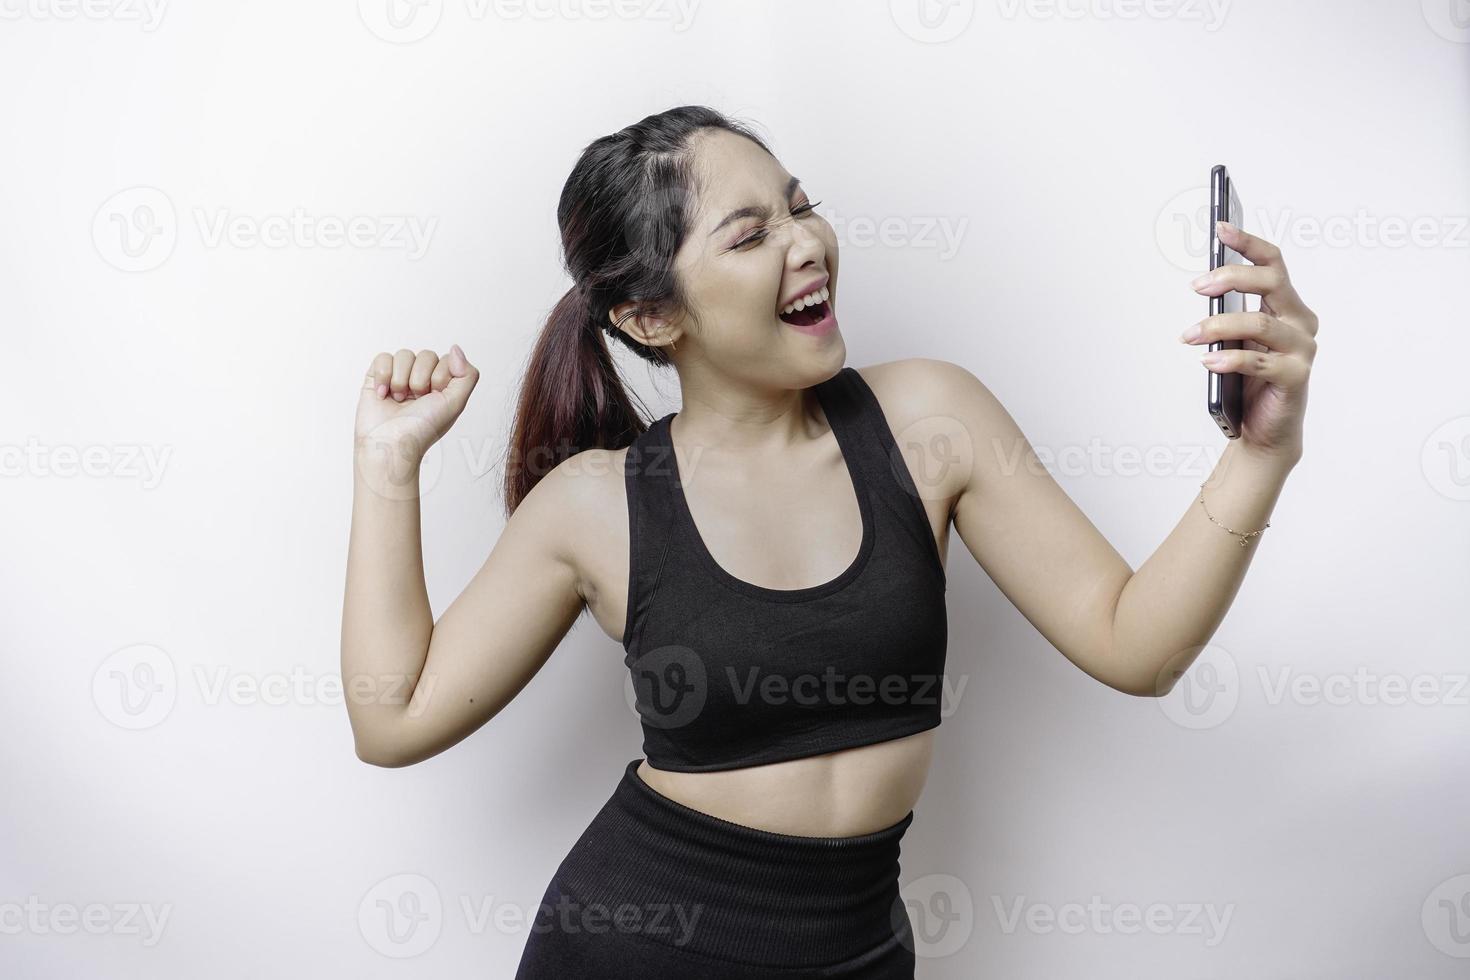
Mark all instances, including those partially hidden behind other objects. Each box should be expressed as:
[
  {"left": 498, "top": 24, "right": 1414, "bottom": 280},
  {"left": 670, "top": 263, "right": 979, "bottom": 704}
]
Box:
[{"left": 780, "top": 285, "right": 829, "bottom": 316}]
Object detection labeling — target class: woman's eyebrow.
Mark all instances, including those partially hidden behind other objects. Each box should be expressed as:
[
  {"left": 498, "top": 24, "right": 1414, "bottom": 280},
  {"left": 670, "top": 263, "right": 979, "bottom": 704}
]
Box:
[{"left": 707, "top": 176, "right": 802, "bottom": 237}]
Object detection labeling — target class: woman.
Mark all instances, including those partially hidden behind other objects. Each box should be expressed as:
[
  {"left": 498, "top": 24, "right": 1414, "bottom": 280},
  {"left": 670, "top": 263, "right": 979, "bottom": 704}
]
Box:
[{"left": 341, "top": 105, "right": 1316, "bottom": 977}]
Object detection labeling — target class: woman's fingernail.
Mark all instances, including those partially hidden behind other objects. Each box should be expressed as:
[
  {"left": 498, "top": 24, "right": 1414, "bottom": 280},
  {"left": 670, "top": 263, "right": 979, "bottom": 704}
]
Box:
[
  {"left": 1200, "top": 351, "right": 1223, "bottom": 367},
  {"left": 1216, "top": 220, "right": 1233, "bottom": 237},
  {"left": 1190, "top": 272, "right": 1212, "bottom": 290},
  {"left": 377, "top": 384, "right": 388, "bottom": 398},
  {"left": 1179, "top": 322, "right": 1202, "bottom": 343}
]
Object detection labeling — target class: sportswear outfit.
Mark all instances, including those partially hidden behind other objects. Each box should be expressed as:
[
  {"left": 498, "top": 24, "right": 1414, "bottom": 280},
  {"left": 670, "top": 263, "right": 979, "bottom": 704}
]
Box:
[{"left": 515, "top": 366, "right": 949, "bottom": 978}]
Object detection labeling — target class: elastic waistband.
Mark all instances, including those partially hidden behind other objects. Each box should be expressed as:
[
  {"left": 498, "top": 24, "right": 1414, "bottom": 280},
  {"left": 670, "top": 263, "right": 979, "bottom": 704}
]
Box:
[{"left": 549, "top": 757, "right": 916, "bottom": 968}]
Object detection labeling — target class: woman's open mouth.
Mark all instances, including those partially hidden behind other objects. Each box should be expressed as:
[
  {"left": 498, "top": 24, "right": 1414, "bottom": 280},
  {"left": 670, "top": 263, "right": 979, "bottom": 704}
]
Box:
[{"left": 778, "top": 299, "right": 830, "bottom": 327}]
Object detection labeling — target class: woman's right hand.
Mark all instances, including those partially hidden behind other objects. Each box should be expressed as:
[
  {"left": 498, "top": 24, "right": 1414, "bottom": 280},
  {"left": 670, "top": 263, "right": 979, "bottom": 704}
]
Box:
[{"left": 354, "top": 346, "right": 480, "bottom": 465}]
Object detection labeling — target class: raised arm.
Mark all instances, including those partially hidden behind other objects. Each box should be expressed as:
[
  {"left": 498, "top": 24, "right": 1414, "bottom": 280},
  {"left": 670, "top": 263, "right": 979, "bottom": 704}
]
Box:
[{"left": 341, "top": 346, "right": 586, "bottom": 767}]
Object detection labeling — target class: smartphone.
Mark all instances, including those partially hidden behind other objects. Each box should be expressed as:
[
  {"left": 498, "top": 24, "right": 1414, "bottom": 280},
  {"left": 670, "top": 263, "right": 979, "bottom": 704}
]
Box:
[{"left": 1207, "top": 164, "right": 1245, "bottom": 439}]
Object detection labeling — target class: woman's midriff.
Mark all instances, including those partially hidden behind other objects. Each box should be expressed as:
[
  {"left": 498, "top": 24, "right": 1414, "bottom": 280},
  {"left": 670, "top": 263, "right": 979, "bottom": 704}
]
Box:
[{"left": 634, "top": 727, "right": 935, "bottom": 838}]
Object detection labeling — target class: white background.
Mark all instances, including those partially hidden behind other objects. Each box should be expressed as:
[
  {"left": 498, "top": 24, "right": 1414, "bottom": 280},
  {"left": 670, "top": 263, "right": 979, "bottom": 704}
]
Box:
[{"left": 3, "top": 0, "right": 1468, "bottom": 976}]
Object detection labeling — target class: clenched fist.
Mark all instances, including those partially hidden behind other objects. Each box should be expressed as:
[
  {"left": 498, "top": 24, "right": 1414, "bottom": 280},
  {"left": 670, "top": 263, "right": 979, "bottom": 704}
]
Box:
[{"left": 355, "top": 345, "right": 480, "bottom": 466}]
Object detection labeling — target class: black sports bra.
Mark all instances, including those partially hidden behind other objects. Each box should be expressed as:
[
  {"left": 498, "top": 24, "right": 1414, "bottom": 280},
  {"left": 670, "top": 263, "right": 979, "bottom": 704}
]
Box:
[{"left": 621, "top": 366, "right": 948, "bottom": 772}]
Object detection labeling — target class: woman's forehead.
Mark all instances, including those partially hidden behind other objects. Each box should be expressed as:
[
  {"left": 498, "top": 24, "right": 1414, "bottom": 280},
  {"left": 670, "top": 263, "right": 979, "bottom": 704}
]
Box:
[{"left": 688, "top": 132, "right": 789, "bottom": 217}]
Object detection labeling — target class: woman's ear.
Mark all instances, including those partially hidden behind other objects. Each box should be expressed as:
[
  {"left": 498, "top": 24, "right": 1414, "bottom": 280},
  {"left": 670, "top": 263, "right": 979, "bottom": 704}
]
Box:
[{"left": 609, "top": 301, "right": 680, "bottom": 350}]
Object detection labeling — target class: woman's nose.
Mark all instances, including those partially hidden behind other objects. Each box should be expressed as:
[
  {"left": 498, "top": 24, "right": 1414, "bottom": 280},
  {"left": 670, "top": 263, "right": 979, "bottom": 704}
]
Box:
[{"left": 781, "top": 215, "right": 826, "bottom": 255}]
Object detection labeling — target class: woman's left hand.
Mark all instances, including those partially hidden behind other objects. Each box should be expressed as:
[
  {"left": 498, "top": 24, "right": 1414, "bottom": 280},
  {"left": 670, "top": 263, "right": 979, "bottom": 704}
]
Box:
[{"left": 1180, "top": 220, "right": 1317, "bottom": 463}]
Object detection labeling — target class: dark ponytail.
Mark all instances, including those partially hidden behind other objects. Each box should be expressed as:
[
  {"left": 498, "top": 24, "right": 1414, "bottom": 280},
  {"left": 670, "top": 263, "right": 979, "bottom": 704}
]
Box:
[{"left": 502, "top": 105, "right": 774, "bottom": 517}]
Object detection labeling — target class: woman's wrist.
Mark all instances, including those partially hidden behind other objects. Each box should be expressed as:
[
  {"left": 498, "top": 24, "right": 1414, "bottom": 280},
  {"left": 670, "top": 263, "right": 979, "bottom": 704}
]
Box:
[
  {"left": 1228, "top": 436, "right": 1302, "bottom": 475},
  {"left": 354, "top": 435, "right": 425, "bottom": 502}
]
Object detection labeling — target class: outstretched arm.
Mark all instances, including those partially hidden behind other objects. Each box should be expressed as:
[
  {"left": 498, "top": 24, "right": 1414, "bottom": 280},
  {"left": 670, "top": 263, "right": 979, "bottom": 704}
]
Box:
[
  {"left": 1116, "top": 219, "right": 1313, "bottom": 693},
  {"left": 925, "top": 223, "right": 1313, "bottom": 695},
  {"left": 926, "top": 357, "right": 1141, "bottom": 695}
]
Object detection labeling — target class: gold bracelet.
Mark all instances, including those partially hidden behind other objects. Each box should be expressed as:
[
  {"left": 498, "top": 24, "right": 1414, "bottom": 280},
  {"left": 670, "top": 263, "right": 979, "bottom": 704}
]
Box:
[{"left": 1197, "top": 482, "right": 1269, "bottom": 548}]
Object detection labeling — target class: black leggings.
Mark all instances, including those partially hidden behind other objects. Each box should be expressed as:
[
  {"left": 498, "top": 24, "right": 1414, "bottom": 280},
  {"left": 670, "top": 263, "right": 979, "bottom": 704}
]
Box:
[{"left": 514, "top": 757, "right": 919, "bottom": 979}]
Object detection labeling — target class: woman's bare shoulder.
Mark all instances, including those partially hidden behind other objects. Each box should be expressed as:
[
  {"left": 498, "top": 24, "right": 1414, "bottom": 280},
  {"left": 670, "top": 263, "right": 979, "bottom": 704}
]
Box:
[
  {"left": 523, "top": 444, "right": 632, "bottom": 604},
  {"left": 852, "top": 356, "right": 993, "bottom": 427},
  {"left": 852, "top": 357, "right": 995, "bottom": 512}
]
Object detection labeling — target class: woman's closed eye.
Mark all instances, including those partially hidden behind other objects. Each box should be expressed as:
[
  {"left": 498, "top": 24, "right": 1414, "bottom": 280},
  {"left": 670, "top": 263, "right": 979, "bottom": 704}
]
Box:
[{"left": 733, "top": 200, "right": 822, "bottom": 249}]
